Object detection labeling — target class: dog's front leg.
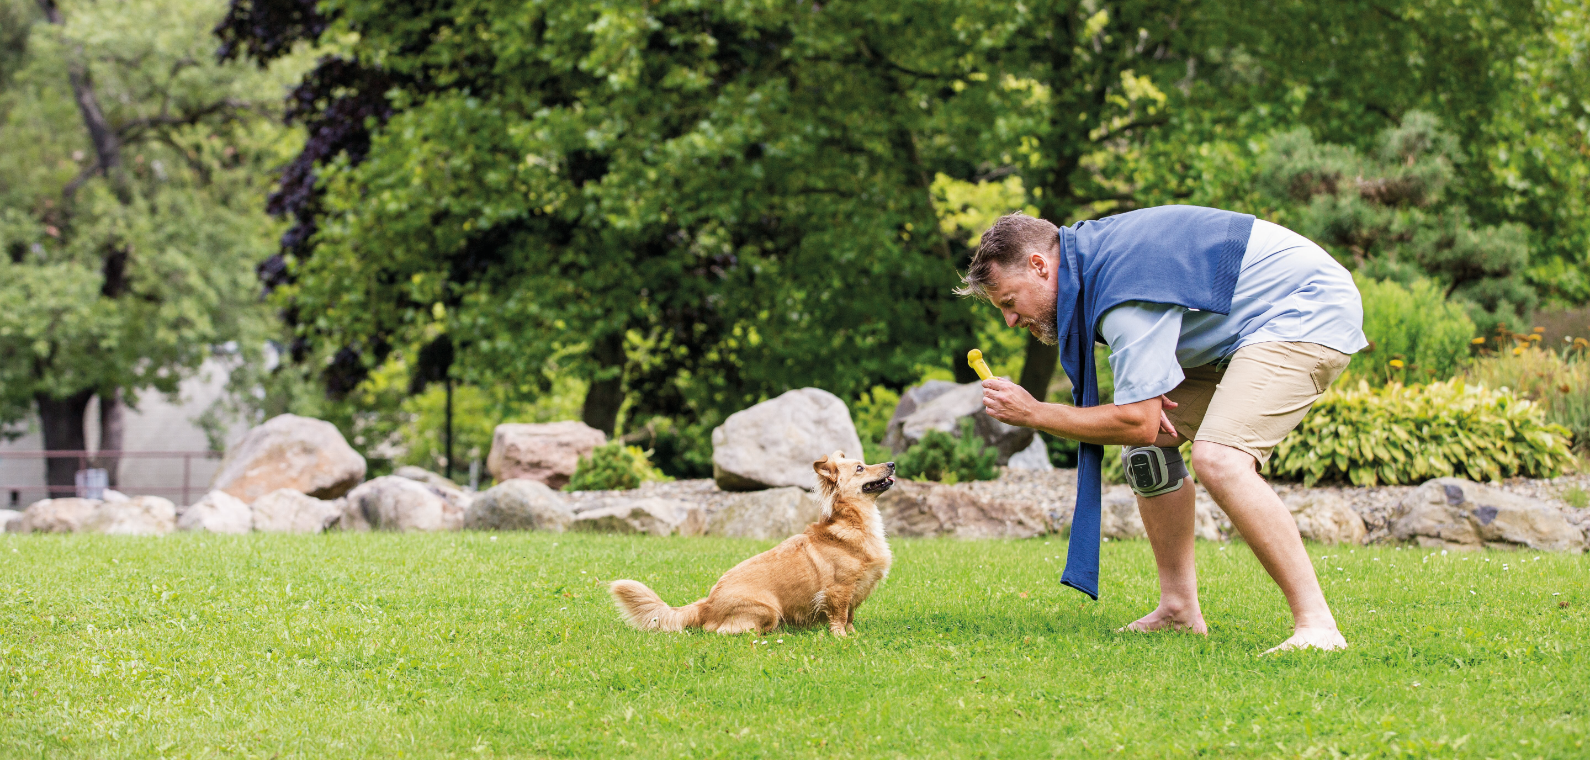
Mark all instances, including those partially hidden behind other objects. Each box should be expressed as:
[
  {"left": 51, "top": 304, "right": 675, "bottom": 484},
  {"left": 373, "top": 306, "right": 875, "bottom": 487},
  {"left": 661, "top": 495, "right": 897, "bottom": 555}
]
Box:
[{"left": 823, "top": 585, "right": 854, "bottom": 637}]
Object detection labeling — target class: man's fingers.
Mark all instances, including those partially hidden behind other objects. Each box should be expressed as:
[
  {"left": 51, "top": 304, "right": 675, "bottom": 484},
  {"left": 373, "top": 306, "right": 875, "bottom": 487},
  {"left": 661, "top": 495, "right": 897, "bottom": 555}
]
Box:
[{"left": 1159, "top": 394, "right": 1179, "bottom": 409}]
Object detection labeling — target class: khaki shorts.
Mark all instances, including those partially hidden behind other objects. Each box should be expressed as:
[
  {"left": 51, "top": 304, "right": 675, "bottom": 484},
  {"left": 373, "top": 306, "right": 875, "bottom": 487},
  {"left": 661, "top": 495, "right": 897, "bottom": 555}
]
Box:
[{"left": 1162, "top": 341, "right": 1350, "bottom": 466}]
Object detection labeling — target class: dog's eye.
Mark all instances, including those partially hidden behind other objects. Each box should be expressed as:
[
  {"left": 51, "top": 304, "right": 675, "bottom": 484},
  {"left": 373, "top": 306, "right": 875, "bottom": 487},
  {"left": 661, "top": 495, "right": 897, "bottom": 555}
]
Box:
[{"left": 856, "top": 465, "right": 864, "bottom": 473}]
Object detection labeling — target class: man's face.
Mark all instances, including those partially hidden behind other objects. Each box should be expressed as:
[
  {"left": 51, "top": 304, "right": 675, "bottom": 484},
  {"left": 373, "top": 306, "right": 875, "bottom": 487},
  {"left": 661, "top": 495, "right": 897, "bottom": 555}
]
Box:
[{"left": 983, "top": 246, "right": 1059, "bottom": 346}]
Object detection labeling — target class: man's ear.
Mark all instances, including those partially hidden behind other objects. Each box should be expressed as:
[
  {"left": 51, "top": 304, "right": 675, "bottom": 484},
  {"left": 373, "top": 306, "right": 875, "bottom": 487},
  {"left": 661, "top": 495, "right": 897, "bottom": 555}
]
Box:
[{"left": 1030, "top": 250, "right": 1050, "bottom": 280}]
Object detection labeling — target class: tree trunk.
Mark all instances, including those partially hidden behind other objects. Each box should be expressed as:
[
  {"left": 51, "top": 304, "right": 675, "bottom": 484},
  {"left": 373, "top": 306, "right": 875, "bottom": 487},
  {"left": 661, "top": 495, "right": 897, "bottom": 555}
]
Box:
[
  {"left": 581, "top": 332, "right": 625, "bottom": 437},
  {"left": 1018, "top": 335, "right": 1058, "bottom": 403},
  {"left": 36, "top": 390, "right": 94, "bottom": 496},
  {"left": 98, "top": 388, "right": 124, "bottom": 487}
]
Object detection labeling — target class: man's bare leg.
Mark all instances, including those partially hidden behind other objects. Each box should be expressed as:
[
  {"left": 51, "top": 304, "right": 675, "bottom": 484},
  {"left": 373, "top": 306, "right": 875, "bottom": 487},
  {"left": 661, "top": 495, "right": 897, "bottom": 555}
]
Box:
[
  {"left": 1191, "top": 440, "right": 1346, "bottom": 653},
  {"left": 1121, "top": 475, "right": 1207, "bottom": 634}
]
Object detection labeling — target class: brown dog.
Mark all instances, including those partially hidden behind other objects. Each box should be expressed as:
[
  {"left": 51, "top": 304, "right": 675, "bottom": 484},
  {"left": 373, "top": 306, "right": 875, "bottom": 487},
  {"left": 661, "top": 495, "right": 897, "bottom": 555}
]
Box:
[{"left": 609, "top": 451, "right": 895, "bottom": 637}]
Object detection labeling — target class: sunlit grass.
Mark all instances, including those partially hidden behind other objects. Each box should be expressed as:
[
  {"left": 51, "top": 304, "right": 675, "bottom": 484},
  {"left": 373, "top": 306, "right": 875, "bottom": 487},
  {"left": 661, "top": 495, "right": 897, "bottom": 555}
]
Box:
[{"left": 2, "top": 532, "right": 1586, "bottom": 758}]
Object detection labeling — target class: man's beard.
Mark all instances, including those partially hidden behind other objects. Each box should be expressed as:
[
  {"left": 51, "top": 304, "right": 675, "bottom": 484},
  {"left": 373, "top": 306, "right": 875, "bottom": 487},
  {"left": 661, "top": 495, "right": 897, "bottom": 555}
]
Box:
[{"left": 1027, "top": 297, "right": 1059, "bottom": 346}]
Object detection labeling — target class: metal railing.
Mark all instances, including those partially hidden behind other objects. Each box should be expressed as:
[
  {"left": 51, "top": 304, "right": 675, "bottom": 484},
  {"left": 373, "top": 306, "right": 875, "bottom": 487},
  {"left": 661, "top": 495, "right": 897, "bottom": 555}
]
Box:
[{"left": 1, "top": 450, "right": 222, "bottom": 507}]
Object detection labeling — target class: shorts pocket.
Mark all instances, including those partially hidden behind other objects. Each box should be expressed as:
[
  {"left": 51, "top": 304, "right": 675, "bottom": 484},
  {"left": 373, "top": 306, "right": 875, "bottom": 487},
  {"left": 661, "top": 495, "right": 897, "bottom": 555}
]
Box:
[{"left": 1309, "top": 348, "right": 1350, "bottom": 394}]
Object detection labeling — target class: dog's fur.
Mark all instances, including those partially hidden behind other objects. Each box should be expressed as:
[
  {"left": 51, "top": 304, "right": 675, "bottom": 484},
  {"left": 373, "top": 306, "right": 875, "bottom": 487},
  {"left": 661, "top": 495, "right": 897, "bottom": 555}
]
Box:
[{"left": 609, "top": 451, "right": 895, "bottom": 637}]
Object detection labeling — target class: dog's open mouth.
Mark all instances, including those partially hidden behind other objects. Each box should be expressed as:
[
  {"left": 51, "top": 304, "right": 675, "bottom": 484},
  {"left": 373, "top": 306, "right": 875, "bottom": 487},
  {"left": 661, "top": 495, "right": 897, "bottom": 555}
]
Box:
[{"left": 861, "top": 476, "right": 895, "bottom": 494}]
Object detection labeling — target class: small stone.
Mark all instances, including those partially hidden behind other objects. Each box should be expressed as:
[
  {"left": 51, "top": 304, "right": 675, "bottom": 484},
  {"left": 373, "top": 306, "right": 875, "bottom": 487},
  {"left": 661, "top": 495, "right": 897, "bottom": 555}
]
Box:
[
  {"left": 251, "top": 489, "right": 342, "bottom": 533},
  {"left": 464, "top": 479, "right": 573, "bottom": 532},
  {"left": 177, "top": 491, "right": 252, "bottom": 534}
]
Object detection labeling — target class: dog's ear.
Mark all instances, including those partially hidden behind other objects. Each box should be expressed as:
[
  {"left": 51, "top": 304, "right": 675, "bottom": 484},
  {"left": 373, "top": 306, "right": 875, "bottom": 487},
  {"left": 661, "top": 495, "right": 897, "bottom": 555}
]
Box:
[{"left": 813, "top": 454, "right": 839, "bottom": 484}]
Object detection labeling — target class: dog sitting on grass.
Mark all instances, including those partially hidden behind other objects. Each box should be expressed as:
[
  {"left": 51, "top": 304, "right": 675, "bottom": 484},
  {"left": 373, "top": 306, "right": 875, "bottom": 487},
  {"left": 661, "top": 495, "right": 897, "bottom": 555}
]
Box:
[{"left": 609, "top": 451, "right": 895, "bottom": 637}]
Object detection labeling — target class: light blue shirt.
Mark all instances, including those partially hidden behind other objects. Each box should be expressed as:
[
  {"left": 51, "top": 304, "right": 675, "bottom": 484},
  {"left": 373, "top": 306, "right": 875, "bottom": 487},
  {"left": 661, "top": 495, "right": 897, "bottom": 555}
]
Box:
[{"left": 1098, "top": 219, "right": 1367, "bottom": 405}]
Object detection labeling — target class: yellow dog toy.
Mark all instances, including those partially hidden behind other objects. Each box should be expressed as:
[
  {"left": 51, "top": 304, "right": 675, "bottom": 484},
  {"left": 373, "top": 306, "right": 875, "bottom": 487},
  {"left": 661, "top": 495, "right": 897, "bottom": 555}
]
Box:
[{"left": 966, "top": 348, "right": 993, "bottom": 381}]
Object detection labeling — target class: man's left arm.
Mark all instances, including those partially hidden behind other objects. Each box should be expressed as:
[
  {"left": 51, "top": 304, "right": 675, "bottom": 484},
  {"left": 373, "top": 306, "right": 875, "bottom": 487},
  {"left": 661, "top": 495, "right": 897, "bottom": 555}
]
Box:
[{"left": 980, "top": 378, "right": 1179, "bottom": 447}]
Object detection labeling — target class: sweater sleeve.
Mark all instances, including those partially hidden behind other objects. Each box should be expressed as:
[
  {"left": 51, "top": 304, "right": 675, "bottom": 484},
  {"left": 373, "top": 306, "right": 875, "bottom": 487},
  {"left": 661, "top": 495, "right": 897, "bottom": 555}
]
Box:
[{"left": 1097, "top": 301, "right": 1186, "bottom": 405}]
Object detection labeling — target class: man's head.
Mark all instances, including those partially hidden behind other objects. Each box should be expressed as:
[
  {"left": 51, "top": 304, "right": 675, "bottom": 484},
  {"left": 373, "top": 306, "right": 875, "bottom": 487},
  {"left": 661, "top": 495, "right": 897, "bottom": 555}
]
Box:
[{"left": 955, "top": 212, "right": 1061, "bottom": 345}]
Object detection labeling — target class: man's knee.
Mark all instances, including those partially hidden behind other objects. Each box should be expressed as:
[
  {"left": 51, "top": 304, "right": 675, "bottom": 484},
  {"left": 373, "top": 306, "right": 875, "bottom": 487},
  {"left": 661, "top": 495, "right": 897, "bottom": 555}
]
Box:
[{"left": 1190, "top": 441, "right": 1257, "bottom": 484}]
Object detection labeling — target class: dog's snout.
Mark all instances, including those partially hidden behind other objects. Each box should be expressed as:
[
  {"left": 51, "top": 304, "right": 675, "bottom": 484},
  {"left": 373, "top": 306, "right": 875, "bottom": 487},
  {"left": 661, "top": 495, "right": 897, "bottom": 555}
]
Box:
[{"left": 885, "top": 462, "right": 895, "bottom": 471}]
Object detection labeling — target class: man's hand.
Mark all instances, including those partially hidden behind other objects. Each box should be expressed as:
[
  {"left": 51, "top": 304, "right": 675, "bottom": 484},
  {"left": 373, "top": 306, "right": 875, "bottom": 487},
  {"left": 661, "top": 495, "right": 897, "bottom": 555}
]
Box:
[
  {"left": 981, "top": 377, "right": 1040, "bottom": 427},
  {"left": 1158, "top": 395, "right": 1180, "bottom": 437}
]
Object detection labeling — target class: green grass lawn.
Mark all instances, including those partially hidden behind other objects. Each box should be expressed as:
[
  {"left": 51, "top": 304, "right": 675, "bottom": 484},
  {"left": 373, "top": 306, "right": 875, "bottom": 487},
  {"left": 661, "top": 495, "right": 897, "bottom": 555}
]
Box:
[{"left": 2, "top": 531, "right": 1585, "bottom": 759}]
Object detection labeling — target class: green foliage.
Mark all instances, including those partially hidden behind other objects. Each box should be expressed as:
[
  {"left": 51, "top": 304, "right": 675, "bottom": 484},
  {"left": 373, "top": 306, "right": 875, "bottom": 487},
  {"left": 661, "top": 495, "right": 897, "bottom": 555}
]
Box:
[
  {"left": 565, "top": 442, "right": 670, "bottom": 492},
  {"left": 896, "top": 419, "right": 998, "bottom": 485},
  {"left": 0, "top": 0, "right": 304, "bottom": 433},
  {"left": 1353, "top": 273, "right": 1477, "bottom": 386},
  {"left": 1270, "top": 380, "right": 1576, "bottom": 487},
  {"left": 7, "top": 533, "right": 1590, "bottom": 757},
  {"left": 1464, "top": 342, "right": 1590, "bottom": 454}
]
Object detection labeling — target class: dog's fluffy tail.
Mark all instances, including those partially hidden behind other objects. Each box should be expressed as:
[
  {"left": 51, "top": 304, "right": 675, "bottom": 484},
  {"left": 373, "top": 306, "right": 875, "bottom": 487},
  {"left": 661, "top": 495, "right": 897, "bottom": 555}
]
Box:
[{"left": 609, "top": 580, "right": 705, "bottom": 632}]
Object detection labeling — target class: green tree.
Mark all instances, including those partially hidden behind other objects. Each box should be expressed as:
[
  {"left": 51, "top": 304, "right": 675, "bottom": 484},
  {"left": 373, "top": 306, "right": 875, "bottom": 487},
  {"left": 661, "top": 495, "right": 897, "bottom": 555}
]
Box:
[{"left": 0, "top": 0, "right": 302, "bottom": 489}]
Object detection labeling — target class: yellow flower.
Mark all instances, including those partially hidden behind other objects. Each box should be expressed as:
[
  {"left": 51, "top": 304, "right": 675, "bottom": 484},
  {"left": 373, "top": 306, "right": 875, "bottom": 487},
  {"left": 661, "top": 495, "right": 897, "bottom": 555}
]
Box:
[
  {"left": 1575, "top": 338, "right": 1589, "bottom": 350},
  {"left": 1471, "top": 337, "right": 1487, "bottom": 345},
  {"left": 1532, "top": 326, "right": 1545, "bottom": 333},
  {"left": 1513, "top": 347, "right": 1525, "bottom": 356},
  {"left": 1529, "top": 334, "right": 1542, "bottom": 342},
  {"left": 1389, "top": 359, "right": 1405, "bottom": 368}
]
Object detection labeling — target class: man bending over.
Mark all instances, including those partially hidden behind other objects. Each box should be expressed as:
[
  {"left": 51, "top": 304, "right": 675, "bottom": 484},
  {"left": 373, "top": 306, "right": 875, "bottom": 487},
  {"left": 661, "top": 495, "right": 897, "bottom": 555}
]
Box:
[{"left": 961, "top": 206, "right": 1365, "bottom": 653}]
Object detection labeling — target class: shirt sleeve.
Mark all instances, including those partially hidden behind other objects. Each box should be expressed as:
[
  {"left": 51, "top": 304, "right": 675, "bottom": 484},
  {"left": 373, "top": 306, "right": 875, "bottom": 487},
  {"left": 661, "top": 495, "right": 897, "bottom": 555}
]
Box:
[{"left": 1098, "top": 301, "right": 1186, "bottom": 405}]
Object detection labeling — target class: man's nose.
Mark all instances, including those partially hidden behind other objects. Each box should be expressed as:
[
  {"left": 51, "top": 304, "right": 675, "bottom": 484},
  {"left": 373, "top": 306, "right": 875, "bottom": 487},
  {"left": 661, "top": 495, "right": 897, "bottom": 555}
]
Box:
[{"left": 1004, "top": 310, "right": 1019, "bottom": 327}]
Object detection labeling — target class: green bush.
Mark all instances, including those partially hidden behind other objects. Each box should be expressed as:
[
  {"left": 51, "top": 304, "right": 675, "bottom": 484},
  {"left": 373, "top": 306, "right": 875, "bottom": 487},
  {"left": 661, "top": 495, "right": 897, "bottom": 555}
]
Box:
[
  {"left": 1270, "top": 379, "right": 1576, "bottom": 486},
  {"left": 565, "top": 443, "right": 672, "bottom": 491},
  {"left": 896, "top": 418, "right": 999, "bottom": 484},
  {"left": 1353, "top": 273, "right": 1476, "bottom": 386},
  {"left": 1464, "top": 341, "right": 1590, "bottom": 454}
]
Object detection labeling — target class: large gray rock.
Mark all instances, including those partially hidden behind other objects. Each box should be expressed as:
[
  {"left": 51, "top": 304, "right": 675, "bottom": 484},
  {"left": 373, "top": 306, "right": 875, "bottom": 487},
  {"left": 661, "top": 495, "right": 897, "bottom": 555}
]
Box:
[
  {"left": 210, "top": 414, "right": 366, "bottom": 502},
  {"left": 876, "top": 479, "right": 1046, "bottom": 538},
  {"left": 464, "top": 479, "right": 573, "bottom": 532},
  {"left": 86, "top": 496, "right": 176, "bottom": 535},
  {"left": 880, "top": 380, "right": 961, "bottom": 450},
  {"left": 486, "top": 421, "right": 606, "bottom": 489},
  {"left": 13, "top": 498, "right": 99, "bottom": 533},
  {"left": 1281, "top": 490, "right": 1368, "bottom": 545},
  {"left": 339, "top": 476, "right": 464, "bottom": 532},
  {"left": 14, "top": 496, "right": 174, "bottom": 535},
  {"left": 706, "top": 487, "right": 824, "bottom": 539},
  {"left": 571, "top": 497, "right": 705, "bottom": 537},
  {"left": 1006, "top": 436, "right": 1054, "bottom": 471},
  {"left": 1391, "top": 477, "right": 1586, "bottom": 552},
  {"left": 1099, "top": 485, "right": 1223, "bottom": 542},
  {"left": 711, "top": 388, "right": 865, "bottom": 491},
  {"left": 177, "top": 491, "right": 253, "bottom": 534},
  {"left": 883, "top": 381, "right": 1034, "bottom": 465},
  {"left": 251, "top": 488, "right": 342, "bottom": 533}
]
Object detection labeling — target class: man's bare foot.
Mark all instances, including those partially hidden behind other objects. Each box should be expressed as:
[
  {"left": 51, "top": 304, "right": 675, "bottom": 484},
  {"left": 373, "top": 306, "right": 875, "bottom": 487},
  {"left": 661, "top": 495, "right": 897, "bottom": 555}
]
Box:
[
  {"left": 1117, "top": 605, "right": 1208, "bottom": 634},
  {"left": 1262, "top": 626, "right": 1348, "bottom": 654}
]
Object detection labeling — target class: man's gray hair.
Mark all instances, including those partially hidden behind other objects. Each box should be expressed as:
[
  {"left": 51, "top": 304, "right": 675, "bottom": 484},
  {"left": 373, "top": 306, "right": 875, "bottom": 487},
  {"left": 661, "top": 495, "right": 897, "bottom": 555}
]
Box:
[{"left": 954, "top": 212, "right": 1060, "bottom": 300}]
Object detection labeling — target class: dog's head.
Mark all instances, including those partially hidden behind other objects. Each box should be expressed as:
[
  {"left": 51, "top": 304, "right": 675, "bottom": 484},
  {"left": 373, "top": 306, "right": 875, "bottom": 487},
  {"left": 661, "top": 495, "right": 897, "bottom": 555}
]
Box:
[{"left": 813, "top": 450, "right": 895, "bottom": 510}]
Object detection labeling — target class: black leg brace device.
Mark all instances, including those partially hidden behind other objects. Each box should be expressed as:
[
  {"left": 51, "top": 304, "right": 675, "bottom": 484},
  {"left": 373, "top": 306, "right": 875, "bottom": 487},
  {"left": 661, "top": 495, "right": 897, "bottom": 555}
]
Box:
[{"left": 1121, "top": 445, "right": 1188, "bottom": 497}]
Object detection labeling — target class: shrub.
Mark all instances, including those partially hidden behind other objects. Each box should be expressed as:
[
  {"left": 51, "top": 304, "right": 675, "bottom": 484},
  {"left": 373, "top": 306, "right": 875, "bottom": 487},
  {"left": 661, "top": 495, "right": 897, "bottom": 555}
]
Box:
[
  {"left": 1353, "top": 273, "right": 1476, "bottom": 386},
  {"left": 1270, "top": 379, "right": 1576, "bottom": 486},
  {"left": 1464, "top": 339, "right": 1590, "bottom": 454},
  {"left": 565, "top": 443, "right": 672, "bottom": 491},
  {"left": 896, "top": 418, "right": 999, "bottom": 484}
]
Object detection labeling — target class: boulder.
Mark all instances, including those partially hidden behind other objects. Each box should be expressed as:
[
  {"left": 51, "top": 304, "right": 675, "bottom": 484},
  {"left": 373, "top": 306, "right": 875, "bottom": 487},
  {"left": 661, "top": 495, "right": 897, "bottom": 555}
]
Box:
[
  {"left": 210, "top": 414, "right": 366, "bottom": 502},
  {"left": 17, "top": 496, "right": 177, "bottom": 535},
  {"left": 879, "top": 380, "right": 961, "bottom": 450},
  {"left": 176, "top": 491, "right": 253, "bottom": 534},
  {"left": 883, "top": 381, "right": 1034, "bottom": 465},
  {"left": 1006, "top": 436, "right": 1054, "bottom": 471},
  {"left": 251, "top": 489, "right": 342, "bottom": 533},
  {"left": 0, "top": 509, "right": 25, "bottom": 532},
  {"left": 1098, "top": 485, "right": 1224, "bottom": 542},
  {"left": 339, "top": 476, "right": 464, "bottom": 532},
  {"left": 393, "top": 465, "right": 473, "bottom": 513},
  {"left": 875, "top": 479, "right": 1046, "bottom": 538},
  {"left": 1390, "top": 477, "right": 1586, "bottom": 553},
  {"left": 394, "top": 466, "right": 463, "bottom": 491},
  {"left": 570, "top": 497, "right": 705, "bottom": 537},
  {"left": 15, "top": 497, "right": 101, "bottom": 533},
  {"left": 1281, "top": 490, "right": 1367, "bottom": 545},
  {"left": 710, "top": 388, "right": 865, "bottom": 491},
  {"left": 706, "top": 487, "right": 824, "bottom": 539},
  {"left": 485, "top": 421, "right": 606, "bottom": 489},
  {"left": 464, "top": 479, "right": 574, "bottom": 532}
]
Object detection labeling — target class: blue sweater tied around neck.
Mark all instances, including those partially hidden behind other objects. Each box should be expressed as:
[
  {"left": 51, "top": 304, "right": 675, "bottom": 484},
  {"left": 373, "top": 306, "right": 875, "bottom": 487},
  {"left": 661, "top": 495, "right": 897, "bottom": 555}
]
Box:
[{"left": 1054, "top": 205, "right": 1255, "bottom": 599}]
